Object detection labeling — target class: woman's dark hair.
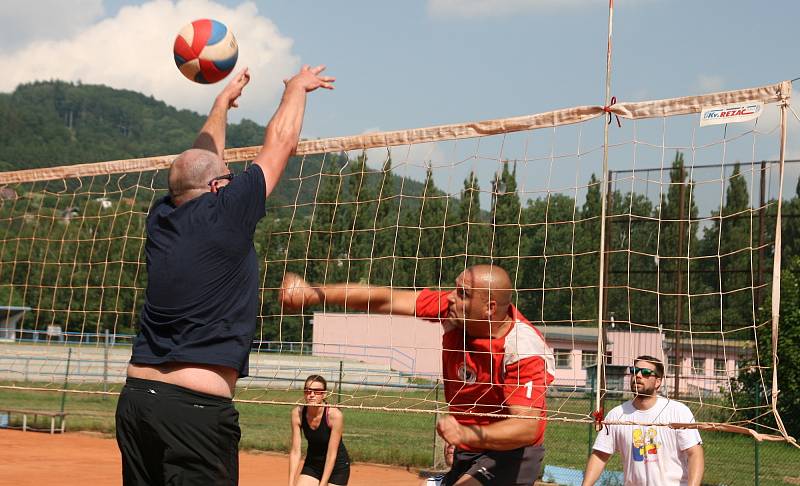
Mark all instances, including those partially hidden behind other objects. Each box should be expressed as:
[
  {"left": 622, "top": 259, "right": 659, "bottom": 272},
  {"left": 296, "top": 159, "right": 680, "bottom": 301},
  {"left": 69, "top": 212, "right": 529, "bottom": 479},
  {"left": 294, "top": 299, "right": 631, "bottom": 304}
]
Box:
[{"left": 304, "top": 374, "right": 327, "bottom": 390}]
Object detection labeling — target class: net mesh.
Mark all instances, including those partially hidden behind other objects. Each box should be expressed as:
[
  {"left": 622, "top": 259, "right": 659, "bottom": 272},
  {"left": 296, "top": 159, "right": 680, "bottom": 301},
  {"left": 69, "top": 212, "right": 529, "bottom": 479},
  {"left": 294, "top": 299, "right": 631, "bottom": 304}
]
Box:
[{"left": 0, "top": 81, "right": 793, "bottom": 441}]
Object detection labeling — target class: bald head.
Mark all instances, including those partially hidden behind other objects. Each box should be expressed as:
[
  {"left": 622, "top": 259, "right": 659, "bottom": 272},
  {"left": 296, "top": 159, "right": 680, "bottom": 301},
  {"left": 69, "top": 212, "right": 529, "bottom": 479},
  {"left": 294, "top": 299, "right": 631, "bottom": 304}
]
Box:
[
  {"left": 168, "top": 149, "right": 225, "bottom": 205},
  {"left": 461, "top": 264, "right": 513, "bottom": 317}
]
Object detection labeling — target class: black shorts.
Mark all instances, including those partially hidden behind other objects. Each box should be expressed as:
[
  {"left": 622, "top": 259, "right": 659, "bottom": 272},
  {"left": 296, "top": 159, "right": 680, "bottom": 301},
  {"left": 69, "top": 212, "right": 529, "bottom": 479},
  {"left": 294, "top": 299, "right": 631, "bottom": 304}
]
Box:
[
  {"left": 301, "top": 459, "right": 351, "bottom": 485},
  {"left": 115, "top": 377, "right": 240, "bottom": 486},
  {"left": 440, "top": 445, "right": 544, "bottom": 486}
]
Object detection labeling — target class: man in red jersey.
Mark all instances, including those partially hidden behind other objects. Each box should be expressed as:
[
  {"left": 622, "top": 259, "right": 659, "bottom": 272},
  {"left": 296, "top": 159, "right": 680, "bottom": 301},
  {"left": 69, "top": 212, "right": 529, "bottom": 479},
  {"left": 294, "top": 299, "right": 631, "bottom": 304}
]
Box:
[{"left": 280, "top": 264, "right": 555, "bottom": 486}]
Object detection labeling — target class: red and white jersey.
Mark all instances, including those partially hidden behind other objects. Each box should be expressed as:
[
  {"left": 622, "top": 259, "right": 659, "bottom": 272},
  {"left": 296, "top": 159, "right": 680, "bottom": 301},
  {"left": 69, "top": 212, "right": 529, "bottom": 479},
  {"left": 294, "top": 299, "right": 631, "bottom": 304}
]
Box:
[{"left": 415, "top": 289, "right": 555, "bottom": 448}]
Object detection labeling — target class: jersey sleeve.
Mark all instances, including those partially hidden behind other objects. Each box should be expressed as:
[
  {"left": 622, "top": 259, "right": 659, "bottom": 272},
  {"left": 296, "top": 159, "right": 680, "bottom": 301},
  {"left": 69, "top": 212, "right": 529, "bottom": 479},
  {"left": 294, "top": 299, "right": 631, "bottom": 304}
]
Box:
[
  {"left": 503, "top": 356, "right": 549, "bottom": 409},
  {"left": 217, "top": 163, "right": 267, "bottom": 235},
  {"left": 415, "top": 289, "right": 450, "bottom": 319}
]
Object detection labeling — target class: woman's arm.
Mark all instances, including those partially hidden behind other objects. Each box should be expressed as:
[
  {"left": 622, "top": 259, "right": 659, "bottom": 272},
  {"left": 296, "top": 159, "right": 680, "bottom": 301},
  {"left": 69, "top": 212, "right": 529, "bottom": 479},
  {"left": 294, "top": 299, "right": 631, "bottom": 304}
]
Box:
[
  {"left": 288, "top": 407, "right": 304, "bottom": 486},
  {"left": 318, "top": 408, "right": 345, "bottom": 486}
]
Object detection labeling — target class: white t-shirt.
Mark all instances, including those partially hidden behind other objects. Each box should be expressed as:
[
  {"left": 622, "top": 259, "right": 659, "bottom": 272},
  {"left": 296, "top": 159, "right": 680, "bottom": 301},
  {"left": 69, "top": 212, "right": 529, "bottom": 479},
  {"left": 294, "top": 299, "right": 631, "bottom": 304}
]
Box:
[{"left": 592, "top": 397, "right": 702, "bottom": 486}]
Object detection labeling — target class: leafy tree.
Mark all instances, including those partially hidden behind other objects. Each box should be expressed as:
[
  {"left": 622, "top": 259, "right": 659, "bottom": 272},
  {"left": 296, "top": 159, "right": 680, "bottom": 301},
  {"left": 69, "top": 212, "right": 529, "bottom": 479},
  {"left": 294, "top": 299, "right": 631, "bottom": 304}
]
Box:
[
  {"left": 657, "top": 152, "right": 701, "bottom": 332},
  {"left": 490, "top": 161, "right": 523, "bottom": 282},
  {"left": 368, "top": 154, "right": 401, "bottom": 286},
  {"left": 411, "top": 165, "right": 448, "bottom": 288},
  {"left": 449, "top": 170, "right": 490, "bottom": 281},
  {"left": 731, "top": 256, "right": 800, "bottom": 438},
  {"left": 698, "top": 164, "right": 754, "bottom": 330}
]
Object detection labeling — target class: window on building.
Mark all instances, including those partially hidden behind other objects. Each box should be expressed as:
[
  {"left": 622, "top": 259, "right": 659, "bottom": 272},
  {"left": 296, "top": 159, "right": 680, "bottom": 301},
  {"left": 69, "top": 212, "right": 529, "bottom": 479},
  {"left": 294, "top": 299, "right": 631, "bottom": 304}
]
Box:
[
  {"left": 714, "top": 358, "right": 727, "bottom": 376},
  {"left": 693, "top": 357, "right": 706, "bottom": 375},
  {"left": 581, "top": 351, "right": 597, "bottom": 369},
  {"left": 555, "top": 349, "right": 571, "bottom": 369},
  {"left": 667, "top": 355, "right": 677, "bottom": 375}
]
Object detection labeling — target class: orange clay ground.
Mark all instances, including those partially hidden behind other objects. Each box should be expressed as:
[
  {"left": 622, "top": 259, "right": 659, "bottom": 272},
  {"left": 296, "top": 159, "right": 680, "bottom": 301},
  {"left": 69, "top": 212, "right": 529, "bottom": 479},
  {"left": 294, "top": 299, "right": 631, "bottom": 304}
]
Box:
[{"left": 0, "top": 429, "right": 421, "bottom": 485}]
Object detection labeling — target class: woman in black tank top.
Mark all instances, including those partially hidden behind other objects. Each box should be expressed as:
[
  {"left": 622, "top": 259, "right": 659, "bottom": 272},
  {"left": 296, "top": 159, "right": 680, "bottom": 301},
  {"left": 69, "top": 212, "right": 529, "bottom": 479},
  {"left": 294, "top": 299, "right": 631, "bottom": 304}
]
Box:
[{"left": 289, "top": 375, "right": 350, "bottom": 485}]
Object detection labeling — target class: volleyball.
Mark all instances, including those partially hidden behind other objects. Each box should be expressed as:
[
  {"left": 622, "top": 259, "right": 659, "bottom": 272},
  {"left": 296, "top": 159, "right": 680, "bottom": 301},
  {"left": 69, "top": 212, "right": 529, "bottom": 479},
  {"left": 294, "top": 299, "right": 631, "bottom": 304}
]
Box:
[{"left": 173, "top": 19, "right": 238, "bottom": 84}]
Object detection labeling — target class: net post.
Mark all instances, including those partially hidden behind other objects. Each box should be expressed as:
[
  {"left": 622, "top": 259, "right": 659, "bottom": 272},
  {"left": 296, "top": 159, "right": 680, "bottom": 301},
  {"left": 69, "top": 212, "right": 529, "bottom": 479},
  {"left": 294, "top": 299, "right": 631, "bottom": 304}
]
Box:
[
  {"left": 594, "top": 0, "right": 615, "bottom": 429},
  {"left": 769, "top": 88, "right": 790, "bottom": 439}
]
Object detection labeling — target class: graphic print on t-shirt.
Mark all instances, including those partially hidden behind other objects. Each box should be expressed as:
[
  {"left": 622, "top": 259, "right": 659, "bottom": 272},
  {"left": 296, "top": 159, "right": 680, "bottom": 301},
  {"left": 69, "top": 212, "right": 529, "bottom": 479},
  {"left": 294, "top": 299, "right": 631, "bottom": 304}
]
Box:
[{"left": 631, "top": 427, "right": 661, "bottom": 462}]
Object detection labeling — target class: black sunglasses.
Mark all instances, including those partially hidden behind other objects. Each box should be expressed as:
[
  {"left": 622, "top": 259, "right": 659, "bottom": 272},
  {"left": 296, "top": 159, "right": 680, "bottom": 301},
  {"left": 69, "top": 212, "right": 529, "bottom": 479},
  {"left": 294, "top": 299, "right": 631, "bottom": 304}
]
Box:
[
  {"left": 629, "top": 366, "right": 659, "bottom": 378},
  {"left": 208, "top": 172, "right": 235, "bottom": 186}
]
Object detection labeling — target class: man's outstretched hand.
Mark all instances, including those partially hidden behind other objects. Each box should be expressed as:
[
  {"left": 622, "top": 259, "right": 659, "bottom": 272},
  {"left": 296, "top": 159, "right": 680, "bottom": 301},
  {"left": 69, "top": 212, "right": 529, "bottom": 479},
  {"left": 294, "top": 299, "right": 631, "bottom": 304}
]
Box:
[
  {"left": 218, "top": 68, "right": 251, "bottom": 109},
  {"left": 283, "top": 65, "right": 335, "bottom": 93},
  {"left": 280, "top": 272, "right": 323, "bottom": 309}
]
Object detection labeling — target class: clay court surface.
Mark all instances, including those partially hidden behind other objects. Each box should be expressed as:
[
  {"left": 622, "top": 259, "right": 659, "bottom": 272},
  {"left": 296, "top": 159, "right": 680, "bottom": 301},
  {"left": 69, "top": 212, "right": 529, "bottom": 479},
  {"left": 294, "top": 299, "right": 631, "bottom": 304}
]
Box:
[{"left": 0, "top": 430, "right": 420, "bottom": 485}]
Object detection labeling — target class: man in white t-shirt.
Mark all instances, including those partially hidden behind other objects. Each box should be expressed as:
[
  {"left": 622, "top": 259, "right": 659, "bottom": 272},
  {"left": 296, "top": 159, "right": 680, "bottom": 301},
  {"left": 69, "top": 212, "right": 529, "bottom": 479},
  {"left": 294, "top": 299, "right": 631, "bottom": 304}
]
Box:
[{"left": 581, "top": 355, "right": 704, "bottom": 486}]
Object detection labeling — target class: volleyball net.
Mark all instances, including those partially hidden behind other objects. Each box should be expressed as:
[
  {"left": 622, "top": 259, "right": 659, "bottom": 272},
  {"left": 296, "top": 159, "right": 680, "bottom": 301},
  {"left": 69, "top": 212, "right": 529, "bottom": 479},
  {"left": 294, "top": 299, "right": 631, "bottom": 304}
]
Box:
[{"left": 0, "top": 80, "right": 794, "bottom": 441}]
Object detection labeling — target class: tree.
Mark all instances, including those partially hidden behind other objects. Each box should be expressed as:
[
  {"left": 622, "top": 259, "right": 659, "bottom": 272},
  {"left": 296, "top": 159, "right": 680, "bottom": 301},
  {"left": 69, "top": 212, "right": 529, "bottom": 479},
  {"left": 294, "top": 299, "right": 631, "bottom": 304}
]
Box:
[
  {"left": 449, "top": 170, "right": 489, "bottom": 282},
  {"left": 657, "top": 152, "right": 701, "bottom": 331},
  {"left": 490, "top": 161, "right": 523, "bottom": 282},
  {"left": 411, "top": 165, "right": 448, "bottom": 288},
  {"left": 731, "top": 256, "right": 800, "bottom": 438},
  {"left": 698, "top": 163, "right": 754, "bottom": 330},
  {"left": 368, "top": 154, "right": 400, "bottom": 286}
]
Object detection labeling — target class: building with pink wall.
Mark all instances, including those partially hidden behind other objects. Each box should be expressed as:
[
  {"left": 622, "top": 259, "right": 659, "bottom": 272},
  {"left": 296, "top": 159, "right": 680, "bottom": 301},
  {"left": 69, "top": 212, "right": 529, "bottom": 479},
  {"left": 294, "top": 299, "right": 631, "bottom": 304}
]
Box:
[
  {"left": 312, "top": 312, "right": 751, "bottom": 396},
  {"left": 312, "top": 312, "right": 443, "bottom": 377}
]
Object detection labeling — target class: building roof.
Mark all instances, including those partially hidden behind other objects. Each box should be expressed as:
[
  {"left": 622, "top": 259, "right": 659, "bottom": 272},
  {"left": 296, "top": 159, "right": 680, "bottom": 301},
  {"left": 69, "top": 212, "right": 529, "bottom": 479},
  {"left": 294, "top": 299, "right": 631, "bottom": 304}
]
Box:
[{"left": 540, "top": 325, "right": 597, "bottom": 343}]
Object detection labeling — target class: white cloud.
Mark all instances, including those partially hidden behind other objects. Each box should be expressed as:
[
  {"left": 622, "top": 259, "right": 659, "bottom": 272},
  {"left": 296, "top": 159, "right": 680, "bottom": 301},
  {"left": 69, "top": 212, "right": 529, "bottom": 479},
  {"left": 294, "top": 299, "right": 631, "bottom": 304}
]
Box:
[
  {"left": 428, "top": 0, "right": 606, "bottom": 18},
  {"left": 0, "top": 0, "right": 105, "bottom": 51},
  {"left": 694, "top": 74, "right": 726, "bottom": 93},
  {"left": 0, "top": 0, "right": 299, "bottom": 122}
]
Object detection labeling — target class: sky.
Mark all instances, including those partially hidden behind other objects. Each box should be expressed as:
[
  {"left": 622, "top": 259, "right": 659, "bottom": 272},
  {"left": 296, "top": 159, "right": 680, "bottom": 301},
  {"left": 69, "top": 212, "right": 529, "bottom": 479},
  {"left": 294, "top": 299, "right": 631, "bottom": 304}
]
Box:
[{"left": 1, "top": 0, "right": 799, "bottom": 212}]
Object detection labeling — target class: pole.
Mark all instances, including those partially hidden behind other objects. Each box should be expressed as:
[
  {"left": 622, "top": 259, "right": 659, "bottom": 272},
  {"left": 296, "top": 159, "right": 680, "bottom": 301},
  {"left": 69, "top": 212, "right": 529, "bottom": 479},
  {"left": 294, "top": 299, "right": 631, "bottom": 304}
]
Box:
[
  {"left": 757, "top": 161, "right": 767, "bottom": 309},
  {"left": 59, "top": 348, "right": 72, "bottom": 423},
  {"left": 337, "top": 360, "right": 343, "bottom": 405},
  {"left": 103, "top": 329, "right": 110, "bottom": 398},
  {"left": 587, "top": 396, "right": 594, "bottom": 457},
  {"left": 755, "top": 387, "right": 761, "bottom": 486},
  {"left": 673, "top": 164, "right": 687, "bottom": 399},
  {"left": 754, "top": 436, "right": 760, "bottom": 486},
  {"left": 594, "top": 0, "right": 615, "bottom": 431},
  {"left": 433, "top": 380, "right": 440, "bottom": 469}
]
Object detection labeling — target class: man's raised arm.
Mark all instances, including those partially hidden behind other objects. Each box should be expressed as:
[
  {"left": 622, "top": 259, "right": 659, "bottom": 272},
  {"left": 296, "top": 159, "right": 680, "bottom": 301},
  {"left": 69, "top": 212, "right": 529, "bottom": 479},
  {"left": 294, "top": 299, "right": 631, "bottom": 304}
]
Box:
[
  {"left": 254, "top": 65, "right": 335, "bottom": 198},
  {"left": 280, "top": 272, "right": 419, "bottom": 315},
  {"left": 193, "top": 68, "right": 251, "bottom": 156}
]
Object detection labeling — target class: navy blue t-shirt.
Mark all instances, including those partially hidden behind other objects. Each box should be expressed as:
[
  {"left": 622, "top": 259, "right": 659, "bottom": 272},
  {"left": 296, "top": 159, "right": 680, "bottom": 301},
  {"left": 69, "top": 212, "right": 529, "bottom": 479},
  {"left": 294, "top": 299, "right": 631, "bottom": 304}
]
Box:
[{"left": 131, "top": 163, "right": 266, "bottom": 377}]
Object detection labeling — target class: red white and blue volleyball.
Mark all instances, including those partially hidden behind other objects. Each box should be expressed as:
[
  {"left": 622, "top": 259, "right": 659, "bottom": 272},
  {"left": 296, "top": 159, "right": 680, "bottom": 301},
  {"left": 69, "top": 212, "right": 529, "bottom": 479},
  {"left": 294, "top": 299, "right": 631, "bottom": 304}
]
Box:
[{"left": 173, "top": 19, "right": 238, "bottom": 84}]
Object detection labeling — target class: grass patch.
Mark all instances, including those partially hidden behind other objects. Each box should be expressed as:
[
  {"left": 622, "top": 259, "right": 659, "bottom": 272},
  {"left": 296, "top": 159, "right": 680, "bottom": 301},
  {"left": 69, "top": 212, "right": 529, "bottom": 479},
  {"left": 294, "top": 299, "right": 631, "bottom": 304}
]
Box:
[{"left": 1, "top": 383, "right": 797, "bottom": 484}]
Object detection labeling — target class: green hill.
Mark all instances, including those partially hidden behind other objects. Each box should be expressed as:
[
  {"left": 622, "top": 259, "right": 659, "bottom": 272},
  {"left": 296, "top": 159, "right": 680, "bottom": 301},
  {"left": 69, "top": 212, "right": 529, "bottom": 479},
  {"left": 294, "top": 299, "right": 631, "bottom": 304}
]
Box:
[{"left": 0, "top": 80, "right": 429, "bottom": 214}]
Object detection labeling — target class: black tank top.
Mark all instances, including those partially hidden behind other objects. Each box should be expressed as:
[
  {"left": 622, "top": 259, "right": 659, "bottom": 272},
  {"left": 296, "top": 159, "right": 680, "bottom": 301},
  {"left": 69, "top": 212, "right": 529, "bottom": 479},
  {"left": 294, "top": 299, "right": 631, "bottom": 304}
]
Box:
[{"left": 301, "top": 406, "right": 349, "bottom": 466}]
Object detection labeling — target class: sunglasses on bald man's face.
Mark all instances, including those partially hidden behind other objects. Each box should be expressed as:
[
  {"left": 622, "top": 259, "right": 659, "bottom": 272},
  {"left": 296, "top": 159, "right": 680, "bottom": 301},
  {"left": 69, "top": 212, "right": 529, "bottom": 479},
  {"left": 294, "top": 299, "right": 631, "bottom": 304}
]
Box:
[
  {"left": 208, "top": 173, "right": 235, "bottom": 186},
  {"left": 629, "top": 366, "right": 659, "bottom": 378}
]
